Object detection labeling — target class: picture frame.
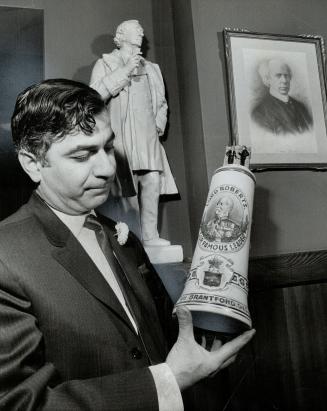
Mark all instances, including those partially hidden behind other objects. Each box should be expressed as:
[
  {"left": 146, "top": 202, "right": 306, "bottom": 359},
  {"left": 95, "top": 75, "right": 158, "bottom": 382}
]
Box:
[{"left": 223, "top": 29, "right": 327, "bottom": 169}]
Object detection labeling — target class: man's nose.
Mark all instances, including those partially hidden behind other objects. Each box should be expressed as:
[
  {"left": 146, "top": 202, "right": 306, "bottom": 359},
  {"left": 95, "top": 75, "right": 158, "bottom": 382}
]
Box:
[{"left": 94, "top": 150, "right": 116, "bottom": 178}]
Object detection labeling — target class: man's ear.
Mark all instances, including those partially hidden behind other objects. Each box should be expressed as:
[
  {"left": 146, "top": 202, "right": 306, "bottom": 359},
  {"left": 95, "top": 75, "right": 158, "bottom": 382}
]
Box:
[{"left": 18, "top": 150, "right": 42, "bottom": 183}]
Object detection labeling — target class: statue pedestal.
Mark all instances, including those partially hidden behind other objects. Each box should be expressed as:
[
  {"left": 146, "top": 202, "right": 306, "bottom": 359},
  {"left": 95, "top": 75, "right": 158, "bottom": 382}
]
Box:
[
  {"left": 98, "top": 195, "right": 183, "bottom": 264},
  {"left": 97, "top": 195, "right": 142, "bottom": 239},
  {"left": 144, "top": 244, "right": 183, "bottom": 264}
]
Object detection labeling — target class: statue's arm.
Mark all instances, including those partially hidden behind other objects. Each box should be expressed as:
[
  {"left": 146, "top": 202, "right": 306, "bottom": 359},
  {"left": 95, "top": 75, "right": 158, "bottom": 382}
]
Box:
[
  {"left": 90, "top": 58, "right": 130, "bottom": 100},
  {"left": 152, "top": 64, "right": 168, "bottom": 136}
]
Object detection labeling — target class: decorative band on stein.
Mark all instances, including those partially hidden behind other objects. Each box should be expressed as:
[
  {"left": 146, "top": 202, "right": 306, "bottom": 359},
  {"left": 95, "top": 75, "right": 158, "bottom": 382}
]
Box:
[{"left": 175, "top": 147, "right": 255, "bottom": 335}]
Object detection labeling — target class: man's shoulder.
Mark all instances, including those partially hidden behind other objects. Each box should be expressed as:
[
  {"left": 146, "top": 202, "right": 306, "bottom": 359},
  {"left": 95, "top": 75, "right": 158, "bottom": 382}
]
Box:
[
  {"left": 289, "top": 96, "right": 308, "bottom": 110},
  {"left": 252, "top": 93, "right": 270, "bottom": 110},
  {"left": 0, "top": 203, "right": 40, "bottom": 256},
  {"left": 143, "top": 58, "right": 156, "bottom": 67},
  {"left": 144, "top": 60, "right": 161, "bottom": 75},
  {"left": 101, "top": 49, "right": 121, "bottom": 65},
  {"left": 288, "top": 96, "right": 313, "bottom": 127},
  {"left": 0, "top": 203, "right": 34, "bottom": 231}
]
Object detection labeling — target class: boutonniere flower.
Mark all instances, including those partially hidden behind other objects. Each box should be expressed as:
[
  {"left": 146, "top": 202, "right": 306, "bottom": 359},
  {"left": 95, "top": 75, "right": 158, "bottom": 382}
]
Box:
[{"left": 114, "top": 222, "right": 129, "bottom": 245}]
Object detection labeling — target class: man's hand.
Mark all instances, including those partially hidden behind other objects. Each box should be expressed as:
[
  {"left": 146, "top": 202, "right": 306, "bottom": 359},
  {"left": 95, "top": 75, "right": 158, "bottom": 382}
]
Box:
[{"left": 166, "top": 307, "right": 255, "bottom": 391}]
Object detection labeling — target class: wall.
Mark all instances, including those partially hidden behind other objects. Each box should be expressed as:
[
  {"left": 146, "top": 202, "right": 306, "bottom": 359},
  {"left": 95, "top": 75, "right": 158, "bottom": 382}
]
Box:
[
  {"left": 171, "top": 0, "right": 209, "bottom": 246},
  {"left": 0, "top": 0, "right": 156, "bottom": 78},
  {"left": 174, "top": 0, "right": 327, "bottom": 257},
  {"left": 151, "top": 0, "right": 192, "bottom": 253},
  {"left": 0, "top": 0, "right": 192, "bottom": 254}
]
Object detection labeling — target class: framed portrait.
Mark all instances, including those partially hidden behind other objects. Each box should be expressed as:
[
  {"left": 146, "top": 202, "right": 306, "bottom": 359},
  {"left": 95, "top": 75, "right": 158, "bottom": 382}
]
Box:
[{"left": 223, "top": 29, "right": 327, "bottom": 169}]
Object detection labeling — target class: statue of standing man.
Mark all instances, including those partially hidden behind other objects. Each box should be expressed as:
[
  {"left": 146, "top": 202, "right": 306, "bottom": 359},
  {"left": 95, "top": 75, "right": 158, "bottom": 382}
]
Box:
[{"left": 90, "top": 19, "right": 178, "bottom": 247}]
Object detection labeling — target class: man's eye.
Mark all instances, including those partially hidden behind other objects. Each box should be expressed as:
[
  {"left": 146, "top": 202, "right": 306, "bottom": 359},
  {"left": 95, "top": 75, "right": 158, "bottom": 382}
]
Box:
[
  {"left": 71, "top": 153, "right": 91, "bottom": 161},
  {"left": 104, "top": 145, "right": 114, "bottom": 153}
]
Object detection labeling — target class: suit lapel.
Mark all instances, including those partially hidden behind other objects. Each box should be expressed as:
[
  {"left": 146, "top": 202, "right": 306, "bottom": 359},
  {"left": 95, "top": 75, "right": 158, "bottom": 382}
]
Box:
[
  {"left": 28, "top": 193, "right": 135, "bottom": 330},
  {"left": 52, "top": 236, "right": 134, "bottom": 328}
]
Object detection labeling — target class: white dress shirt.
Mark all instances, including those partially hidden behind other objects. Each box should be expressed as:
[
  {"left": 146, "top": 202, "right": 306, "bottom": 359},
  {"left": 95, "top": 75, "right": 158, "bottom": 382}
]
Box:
[{"left": 51, "top": 207, "right": 183, "bottom": 411}]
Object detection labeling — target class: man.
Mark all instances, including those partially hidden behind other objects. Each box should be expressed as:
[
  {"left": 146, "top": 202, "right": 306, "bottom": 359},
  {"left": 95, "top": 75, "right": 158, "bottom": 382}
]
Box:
[
  {"left": 90, "top": 19, "right": 177, "bottom": 246},
  {"left": 0, "top": 79, "right": 254, "bottom": 410},
  {"left": 203, "top": 196, "right": 241, "bottom": 242},
  {"left": 251, "top": 58, "right": 313, "bottom": 134}
]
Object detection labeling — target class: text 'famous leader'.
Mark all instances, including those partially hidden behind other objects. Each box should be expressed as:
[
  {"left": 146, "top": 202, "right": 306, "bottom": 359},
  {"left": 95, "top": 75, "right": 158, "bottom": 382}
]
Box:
[
  {"left": 0, "top": 79, "right": 254, "bottom": 410},
  {"left": 251, "top": 58, "right": 313, "bottom": 134}
]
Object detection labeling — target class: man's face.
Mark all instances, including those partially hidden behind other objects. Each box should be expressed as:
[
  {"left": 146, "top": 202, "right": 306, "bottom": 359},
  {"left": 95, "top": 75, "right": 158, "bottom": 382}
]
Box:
[
  {"left": 268, "top": 61, "right": 291, "bottom": 96},
  {"left": 122, "top": 22, "right": 144, "bottom": 47},
  {"left": 36, "top": 111, "right": 116, "bottom": 215},
  {"left": 215, "top": 197, "right": 232, "bottom": 218}
]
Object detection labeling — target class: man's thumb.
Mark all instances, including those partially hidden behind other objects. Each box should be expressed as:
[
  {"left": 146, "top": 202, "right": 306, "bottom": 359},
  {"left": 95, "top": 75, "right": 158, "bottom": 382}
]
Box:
[{"left": 176, "top": 306, "right": 194, "bottom": 340}]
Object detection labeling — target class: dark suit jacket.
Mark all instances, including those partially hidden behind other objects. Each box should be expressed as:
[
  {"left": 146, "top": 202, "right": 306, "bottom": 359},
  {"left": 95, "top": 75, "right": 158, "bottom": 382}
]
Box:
[
  {"left": 251, "top": 93, "right": 313, "bottom": 134},
  {"left": 0, "top": 193, "right": 171, "bottom": 410}
]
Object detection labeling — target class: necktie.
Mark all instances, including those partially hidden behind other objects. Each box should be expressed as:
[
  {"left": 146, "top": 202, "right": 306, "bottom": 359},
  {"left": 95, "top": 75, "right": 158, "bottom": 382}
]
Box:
[
  {"left": 84, "top": 214, "right": 116, "bottom": 263},
  {"left": 83, "top": 214, "right": 138, "bottom": 329}
]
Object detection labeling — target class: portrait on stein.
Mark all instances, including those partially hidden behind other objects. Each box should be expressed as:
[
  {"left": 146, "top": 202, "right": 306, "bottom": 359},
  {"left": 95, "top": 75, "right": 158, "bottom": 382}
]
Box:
[
  {"left": 201, "top": 194, "right": 248, "bottom": 244},
  {"left": 199, "top": 193, "right": 248, "bottom": 290},
  {"left": 224, "top": 29, "right": 327, "bottom": 168}
]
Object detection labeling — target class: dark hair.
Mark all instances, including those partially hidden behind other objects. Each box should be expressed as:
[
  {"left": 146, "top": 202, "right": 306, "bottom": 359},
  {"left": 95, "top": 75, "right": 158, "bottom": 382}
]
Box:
[{"left": 11, "top": 79, "right": 106, "bottom": 160}]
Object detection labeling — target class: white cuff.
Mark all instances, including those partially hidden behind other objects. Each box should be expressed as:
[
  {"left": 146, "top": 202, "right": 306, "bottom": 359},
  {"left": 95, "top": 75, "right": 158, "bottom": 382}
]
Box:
[{"left": 149, "top": 363, "right": 184, "bottom": 411}]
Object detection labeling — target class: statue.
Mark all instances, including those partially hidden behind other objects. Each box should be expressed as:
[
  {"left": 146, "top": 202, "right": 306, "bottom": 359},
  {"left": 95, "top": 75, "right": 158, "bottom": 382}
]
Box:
[{"left": 90, "top": 19, "right": 178, "bottom": 247}]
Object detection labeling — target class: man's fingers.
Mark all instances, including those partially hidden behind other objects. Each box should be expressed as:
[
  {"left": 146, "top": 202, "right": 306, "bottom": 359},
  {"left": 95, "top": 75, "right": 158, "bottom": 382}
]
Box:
[
  {"left": 211, "top": 338, "right": 222, "bottom": 351},
  {"left": 209, "top": 355, "right": 237, "bottom": 378},
  {"left": 201, "top": 335, "right": 206, "bottom": 348},
  {"left": 220, "top": 354, "right": 237, "bottom": 369},
  {"left": 175, "top": 307, "right": 194, "bottom": 340},
  {"left": 215, "top": 329, "right": 255, "bottom": 363}
]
